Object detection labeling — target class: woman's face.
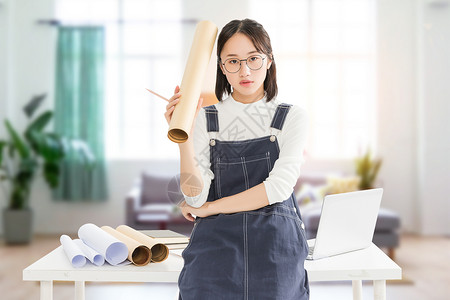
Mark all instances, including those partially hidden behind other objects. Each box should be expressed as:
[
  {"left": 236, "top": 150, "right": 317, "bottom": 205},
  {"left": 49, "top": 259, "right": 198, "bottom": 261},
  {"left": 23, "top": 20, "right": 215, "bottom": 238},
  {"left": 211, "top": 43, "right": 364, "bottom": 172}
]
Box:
[{"left": 219, "top": 33, "right": 272, "bottom": 103}]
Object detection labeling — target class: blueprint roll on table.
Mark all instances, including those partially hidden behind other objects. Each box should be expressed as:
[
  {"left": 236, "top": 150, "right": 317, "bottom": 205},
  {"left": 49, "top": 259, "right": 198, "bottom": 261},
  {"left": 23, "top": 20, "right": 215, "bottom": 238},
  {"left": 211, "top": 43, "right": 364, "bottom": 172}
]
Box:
[{"left": 78, "top": 223, "right": 128, "bottom": 265}]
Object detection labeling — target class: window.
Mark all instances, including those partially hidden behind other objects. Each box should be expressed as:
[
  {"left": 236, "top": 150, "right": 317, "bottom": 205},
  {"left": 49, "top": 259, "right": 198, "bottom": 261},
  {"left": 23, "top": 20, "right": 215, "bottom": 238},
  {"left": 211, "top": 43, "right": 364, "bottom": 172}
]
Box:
[
  {"left": 250, "top": 0, "right": 376, "bottom": 159},
  {"left": 56, "top": 0, "right": 184, "bottom": 159},
  {"left": 56, "top": 0, "right": 376, "bottom": 160}
]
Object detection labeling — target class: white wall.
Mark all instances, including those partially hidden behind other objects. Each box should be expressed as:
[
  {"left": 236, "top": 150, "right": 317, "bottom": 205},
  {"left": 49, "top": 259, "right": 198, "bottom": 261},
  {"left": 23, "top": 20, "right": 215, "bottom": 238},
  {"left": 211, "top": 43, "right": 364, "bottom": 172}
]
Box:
[
  {"left": 31, "top": 160, "right": 180, "bottom": 234},
  {"left": 182, "top": 0, "right": 249, "bottom": 92},
  {"left": 417, "top": 0, "right": 450, "bottom": 235},
  {"left": 0, "top": 0, "right": 14, "bottom": 219},
  {"left": 376, "top": 0, "right": 419, "bottom": 233},
  {"left": 376, "top": 0, "right": 450, "bottom": 235},
  {"left": 0, "top": 0, "right": 12, "bottom": 136},
  {"left": 1, "top": 0, "right": 448, "bottom": 235}
]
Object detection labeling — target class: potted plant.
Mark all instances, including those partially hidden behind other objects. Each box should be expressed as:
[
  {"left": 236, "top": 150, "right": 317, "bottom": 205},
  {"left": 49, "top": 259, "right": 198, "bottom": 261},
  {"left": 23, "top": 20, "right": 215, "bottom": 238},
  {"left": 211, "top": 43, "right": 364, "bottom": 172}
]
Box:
[
  {"left": 355, "top": 149, "right": 382, "bottom": 190},
  {"left": 0, "top": 94, "right": 94, "bottom": 244}
]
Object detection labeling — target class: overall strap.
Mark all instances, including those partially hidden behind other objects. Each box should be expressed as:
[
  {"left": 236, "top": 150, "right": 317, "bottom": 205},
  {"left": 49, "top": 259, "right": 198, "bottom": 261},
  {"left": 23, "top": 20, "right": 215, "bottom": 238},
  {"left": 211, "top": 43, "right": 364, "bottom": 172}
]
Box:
[
  {"left": 270, "top": 103, "right": 292, "bottom": 130},
  {"left": 204, "top": 105, "right": 219, "bottom": 132}
]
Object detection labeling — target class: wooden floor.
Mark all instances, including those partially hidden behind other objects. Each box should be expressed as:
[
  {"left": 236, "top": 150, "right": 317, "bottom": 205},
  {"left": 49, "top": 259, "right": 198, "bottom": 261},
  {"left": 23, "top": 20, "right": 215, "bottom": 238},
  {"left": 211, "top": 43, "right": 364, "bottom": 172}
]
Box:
[{"left": 1, "top": 234, "right": 449, "bottom": 300}]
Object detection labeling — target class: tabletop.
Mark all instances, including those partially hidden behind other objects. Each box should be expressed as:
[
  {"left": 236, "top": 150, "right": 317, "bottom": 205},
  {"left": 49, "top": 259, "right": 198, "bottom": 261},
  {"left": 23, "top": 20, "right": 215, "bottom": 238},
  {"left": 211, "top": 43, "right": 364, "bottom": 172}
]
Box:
[
  {"left": 304, "top": 243, "right": 401, "bottom": 281},
  {"left": 24, "top": 243, "right": 401, "bottom": 283}
]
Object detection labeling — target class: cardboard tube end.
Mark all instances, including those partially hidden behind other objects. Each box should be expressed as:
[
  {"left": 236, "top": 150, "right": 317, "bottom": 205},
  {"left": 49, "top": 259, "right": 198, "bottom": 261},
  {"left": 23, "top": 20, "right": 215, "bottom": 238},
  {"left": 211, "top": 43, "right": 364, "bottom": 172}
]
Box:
[
  {"left": 151, "top": 243, "right": 169, "bottom": 262},
  {"left": 132, "top": 246, "right": 152, "bottom": 266},
  {"left": 168, "top": 129, "right": 188, "bottom": 143}
]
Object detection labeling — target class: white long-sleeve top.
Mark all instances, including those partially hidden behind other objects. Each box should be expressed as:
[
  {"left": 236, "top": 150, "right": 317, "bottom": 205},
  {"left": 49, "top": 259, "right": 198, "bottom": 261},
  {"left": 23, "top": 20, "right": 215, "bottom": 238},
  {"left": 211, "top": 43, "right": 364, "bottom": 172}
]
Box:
[{"left": 182, "top": 94, "right": 308, "bottom": 208}]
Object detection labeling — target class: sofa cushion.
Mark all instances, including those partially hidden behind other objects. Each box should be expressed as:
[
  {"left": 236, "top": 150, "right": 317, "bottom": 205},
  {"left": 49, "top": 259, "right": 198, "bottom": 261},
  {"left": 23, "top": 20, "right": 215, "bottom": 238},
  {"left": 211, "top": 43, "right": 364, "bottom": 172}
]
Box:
[
  {"left": 139, "top": 204, "right": 174, "bottom": 214},
  {"left": 302, "top": 206, "right": 322, "bottom": 232},
  {"left": 375, "top": 208, "right": 401, "bottom": 231},
  {"left": 141, "top": 173, "right": 183, "bottom": 205}
]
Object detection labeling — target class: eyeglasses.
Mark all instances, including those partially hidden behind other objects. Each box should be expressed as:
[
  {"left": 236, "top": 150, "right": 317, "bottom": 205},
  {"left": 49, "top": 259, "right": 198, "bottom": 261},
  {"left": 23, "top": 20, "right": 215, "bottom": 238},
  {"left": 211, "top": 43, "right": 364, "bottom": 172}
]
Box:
[{"left": 221, "top": 54, "right": 266, "bottom": 73}]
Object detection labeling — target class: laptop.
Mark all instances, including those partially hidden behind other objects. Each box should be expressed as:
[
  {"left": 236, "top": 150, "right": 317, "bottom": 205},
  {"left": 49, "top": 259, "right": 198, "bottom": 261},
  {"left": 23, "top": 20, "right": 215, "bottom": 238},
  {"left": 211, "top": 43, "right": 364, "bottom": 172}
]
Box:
[{"left": 306, "top": 188, "right": 383, "bottom": 260}]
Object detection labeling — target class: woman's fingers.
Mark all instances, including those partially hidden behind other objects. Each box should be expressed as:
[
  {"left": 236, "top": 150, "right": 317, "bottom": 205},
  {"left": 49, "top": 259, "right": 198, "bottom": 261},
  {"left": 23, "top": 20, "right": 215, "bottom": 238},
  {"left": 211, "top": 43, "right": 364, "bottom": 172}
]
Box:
[
  {"left": 186, "top": 213, "right": 195, "bottom": 222},
  {"left": 165, "top": 88, "right": 182, "bottom": 124},
  {"left": 181, "top": 208, "right": 195, "bottom": 222},
  {"left": 198, "top": 98, "right": 203, "bottom": 113},
  {"left": 197, "top": 98, "right": 203, "bottom": 111},
  {"left": 166, "top": 96, "right": 180, "bottom": 110},
  {"left": 165, "top": 89, "right": 203, "bottom": 128},
  {"left": 179, "top": 200, "right": 195, "bottom": 222}
]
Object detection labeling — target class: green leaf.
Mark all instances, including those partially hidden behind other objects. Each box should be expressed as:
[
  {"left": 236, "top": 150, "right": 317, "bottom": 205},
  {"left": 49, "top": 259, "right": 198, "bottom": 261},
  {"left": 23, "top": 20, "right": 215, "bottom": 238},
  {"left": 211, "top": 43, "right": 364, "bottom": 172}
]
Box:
[
  {"left": 10, "top": 176, "right": 33, "bottom": 209},
  {"left": 17, "top": 158, "right": 38, "bottom": 178},
  {"left": 43, "top": 161, "right": 59, "bottom": 188},
  {"left": 27, "top": 131, "right": 64, "bottom": 162},
  {"left": 355, "top": 149, "right": 382, "bottom": 190},
  {"left": 45, "top": 133, "right": 65, "bottom": 160},
  {"left": 4, "top": 119, "right": 30, "bottom": 159},
  {"left": 40, "top": 134, "right": 63, "bottom": 161},
  {"left": 8, "top": 142, "right": 15, "bottom": 158},
  {"left": 0, "top": 140, "right": 6, "bottom": 166},
  {"left": 25, "top": 111, "right": 53, "bottom": 134},
  {"left": 23, "top": 93, "right": 46, "bottom": 118},
  {"left": 9, "top": 160, "right": 36, "bottom": 208},
  {"left": 24, "top": 111, "right": 53, "bottom": 153}
]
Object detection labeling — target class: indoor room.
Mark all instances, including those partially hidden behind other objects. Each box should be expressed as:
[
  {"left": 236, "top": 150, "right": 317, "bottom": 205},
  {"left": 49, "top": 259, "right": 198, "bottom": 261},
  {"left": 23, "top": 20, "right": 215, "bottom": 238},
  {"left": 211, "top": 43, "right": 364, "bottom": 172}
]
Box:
[{"left": 0, "top": 0, "right": 449, "bottom": 299}]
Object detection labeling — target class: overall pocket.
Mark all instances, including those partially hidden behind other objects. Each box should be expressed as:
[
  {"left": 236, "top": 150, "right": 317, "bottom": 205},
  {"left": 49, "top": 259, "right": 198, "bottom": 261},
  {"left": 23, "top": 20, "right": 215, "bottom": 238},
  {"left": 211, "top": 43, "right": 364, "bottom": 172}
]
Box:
[
  {"left": 181, "top": 218, "right": 202, "bottom": 256},
  {"left": 214, "top": 152, "right": 271, "bottom": 198}
]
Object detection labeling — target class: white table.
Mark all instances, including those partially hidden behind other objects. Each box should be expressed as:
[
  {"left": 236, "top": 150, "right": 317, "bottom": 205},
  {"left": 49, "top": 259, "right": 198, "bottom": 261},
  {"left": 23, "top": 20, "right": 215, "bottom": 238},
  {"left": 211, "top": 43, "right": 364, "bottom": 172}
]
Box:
[
  {"left": 23, "top": 243, "right": 401, "bottom": 300},
  {"left": 304, "top": 243, "right": 401, "bottom": 300}
]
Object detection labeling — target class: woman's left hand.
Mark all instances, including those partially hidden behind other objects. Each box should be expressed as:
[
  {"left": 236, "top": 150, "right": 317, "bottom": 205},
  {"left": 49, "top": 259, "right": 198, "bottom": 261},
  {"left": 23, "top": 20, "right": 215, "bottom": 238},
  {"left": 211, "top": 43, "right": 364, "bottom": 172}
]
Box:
[{"left": 179, "top": 200, "right": 215, "bottom": 221}]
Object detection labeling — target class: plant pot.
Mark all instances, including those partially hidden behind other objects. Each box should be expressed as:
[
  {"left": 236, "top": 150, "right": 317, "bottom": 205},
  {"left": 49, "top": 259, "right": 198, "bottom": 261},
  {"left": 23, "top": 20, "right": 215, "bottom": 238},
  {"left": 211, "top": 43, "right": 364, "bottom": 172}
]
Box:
[{"left": 2, "top": 208, "right": 33, "bottom": 244}]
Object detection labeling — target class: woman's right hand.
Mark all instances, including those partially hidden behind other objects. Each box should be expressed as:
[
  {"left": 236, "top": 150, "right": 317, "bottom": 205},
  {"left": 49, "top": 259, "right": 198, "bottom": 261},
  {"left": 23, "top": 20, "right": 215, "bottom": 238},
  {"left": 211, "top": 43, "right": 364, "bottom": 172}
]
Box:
[
  {"left": 164, "top": 85, "right": 204, "bottom": 133},
  {"left": 164, "top": 85, "right": 182, "bottom": 125}
]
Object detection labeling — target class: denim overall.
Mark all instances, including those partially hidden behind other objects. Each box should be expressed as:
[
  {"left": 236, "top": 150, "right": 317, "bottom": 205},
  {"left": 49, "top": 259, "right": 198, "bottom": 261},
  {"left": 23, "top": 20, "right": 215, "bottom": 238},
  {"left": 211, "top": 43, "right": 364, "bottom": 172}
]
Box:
[{"left": 178, "top": 103, "right": 310, "bottom": 300}]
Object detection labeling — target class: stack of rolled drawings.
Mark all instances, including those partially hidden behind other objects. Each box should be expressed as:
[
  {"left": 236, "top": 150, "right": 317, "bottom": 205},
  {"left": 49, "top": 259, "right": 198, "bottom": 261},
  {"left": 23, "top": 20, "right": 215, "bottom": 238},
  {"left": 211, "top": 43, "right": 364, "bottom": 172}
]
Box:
[{"left": 60, "top": 223, "right": 169, "bottom": 268}]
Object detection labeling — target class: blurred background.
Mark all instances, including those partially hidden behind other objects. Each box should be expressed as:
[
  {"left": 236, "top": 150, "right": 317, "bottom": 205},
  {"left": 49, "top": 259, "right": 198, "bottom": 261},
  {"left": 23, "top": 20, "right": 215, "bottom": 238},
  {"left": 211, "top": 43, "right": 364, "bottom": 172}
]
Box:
[{"left": 0, "top": 0, "right": 449, "bottom": 299}]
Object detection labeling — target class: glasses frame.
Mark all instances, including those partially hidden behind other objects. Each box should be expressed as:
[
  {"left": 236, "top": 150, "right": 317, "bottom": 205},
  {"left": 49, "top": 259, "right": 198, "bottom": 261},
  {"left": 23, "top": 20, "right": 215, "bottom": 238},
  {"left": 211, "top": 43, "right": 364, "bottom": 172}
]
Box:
[{"left": 220, "top": 54, "right": 267, "bottom": 74}]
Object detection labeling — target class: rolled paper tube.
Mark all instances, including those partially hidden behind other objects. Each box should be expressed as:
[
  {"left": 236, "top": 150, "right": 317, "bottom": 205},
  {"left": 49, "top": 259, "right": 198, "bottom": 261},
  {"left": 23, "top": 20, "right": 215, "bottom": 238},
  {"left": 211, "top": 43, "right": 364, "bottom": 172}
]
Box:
[
  {"left": 116, "top": 225, "right": 169, "bottom": 263},
  {"left": 101, "top": 226, "right": 152, "bottom": 266},
  {"left": 78, "top": 223, "right": 128, "bottom": 266},
  {"left": 168, "top": 20, "right": 218, "bottom": 143},
  {"left": 60, "top": 235, "right": 87, "bottom": 268},
  {"left": 73, "top": 239, "right": 105, "bottom": 266}
]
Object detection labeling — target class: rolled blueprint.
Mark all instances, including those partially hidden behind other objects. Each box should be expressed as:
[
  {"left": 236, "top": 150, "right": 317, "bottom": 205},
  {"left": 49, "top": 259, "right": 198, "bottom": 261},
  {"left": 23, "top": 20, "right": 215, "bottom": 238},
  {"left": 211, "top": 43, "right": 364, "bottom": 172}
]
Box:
[
  {"left": 101, "top": 226, "right": 151, "bottom": 266},
  {"left": 168, "top": 20, "right": 218, "bottom": 143},
  {"left": 116, "top": 225, "right": 169, "bottom": 263},
  {"left": 73, "top": 239, "right": 105, "bottom": 266},
  {"left": 78, "top": 223, "right": 128, "bottom": 266},
  {"left": 60, "top": 235, "right": 87, "bottom": 268}
]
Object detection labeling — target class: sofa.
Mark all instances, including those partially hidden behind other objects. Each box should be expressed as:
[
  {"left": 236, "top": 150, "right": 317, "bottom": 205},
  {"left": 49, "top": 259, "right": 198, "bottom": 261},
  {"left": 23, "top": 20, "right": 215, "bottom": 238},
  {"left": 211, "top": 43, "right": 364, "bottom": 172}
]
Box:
[{"left": 125, "top": 172, "right": 194, "bottom": 235}]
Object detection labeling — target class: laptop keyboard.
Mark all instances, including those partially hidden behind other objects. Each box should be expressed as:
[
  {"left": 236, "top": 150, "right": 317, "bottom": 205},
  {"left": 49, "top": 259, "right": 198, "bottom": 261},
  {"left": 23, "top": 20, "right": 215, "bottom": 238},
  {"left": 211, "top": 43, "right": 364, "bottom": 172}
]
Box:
[{"left": 308, "top": 246, "right": 314, "bottom": 256}]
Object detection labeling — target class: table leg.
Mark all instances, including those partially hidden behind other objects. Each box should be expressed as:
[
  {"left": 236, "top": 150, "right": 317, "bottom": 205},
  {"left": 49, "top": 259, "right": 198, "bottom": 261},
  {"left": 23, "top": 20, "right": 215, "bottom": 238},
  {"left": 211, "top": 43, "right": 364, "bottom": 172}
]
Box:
[
  {"left": 374, "top": 280, "right": 386, "bottom": 300},
  {"left": 75, "top": 281, "right": 85, "bottom": 300},
  {"left": 352, "top": 280, "right": 363, "bottom": 300},
  {"left": 40, "top": 281, "right": 53, "bottom": 300}
]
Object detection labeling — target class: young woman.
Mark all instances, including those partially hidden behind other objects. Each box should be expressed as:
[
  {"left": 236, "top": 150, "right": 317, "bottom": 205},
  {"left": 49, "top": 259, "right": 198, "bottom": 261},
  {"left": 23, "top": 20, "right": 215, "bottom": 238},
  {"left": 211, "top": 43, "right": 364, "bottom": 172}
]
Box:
[{"left": 165, "top": 18, "right": 309, "bottom": 299}]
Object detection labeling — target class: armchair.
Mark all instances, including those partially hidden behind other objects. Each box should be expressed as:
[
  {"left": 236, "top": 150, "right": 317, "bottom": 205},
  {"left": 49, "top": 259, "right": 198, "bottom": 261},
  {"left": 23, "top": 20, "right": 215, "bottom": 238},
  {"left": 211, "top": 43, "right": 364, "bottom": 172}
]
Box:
[{"left": 125, "top": 172, "right": 193, "bottom": 234}]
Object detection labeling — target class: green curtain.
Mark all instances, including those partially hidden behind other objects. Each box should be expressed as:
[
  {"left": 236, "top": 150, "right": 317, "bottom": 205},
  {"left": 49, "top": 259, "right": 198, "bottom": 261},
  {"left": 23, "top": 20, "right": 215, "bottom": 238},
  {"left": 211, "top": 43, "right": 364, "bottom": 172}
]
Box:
[{"left": 53, "top": 26, "right": 108, "bottom": 202}]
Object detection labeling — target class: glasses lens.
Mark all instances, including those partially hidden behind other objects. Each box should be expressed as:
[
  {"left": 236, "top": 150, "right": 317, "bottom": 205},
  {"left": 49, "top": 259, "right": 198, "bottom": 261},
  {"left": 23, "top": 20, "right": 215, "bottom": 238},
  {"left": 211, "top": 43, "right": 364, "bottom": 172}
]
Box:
[
  {"left": 247, "top": 55, "right": 263, "bottom": 70},
  {"left": 224, "top": 59, "right": 240, "bottom": 73}
]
